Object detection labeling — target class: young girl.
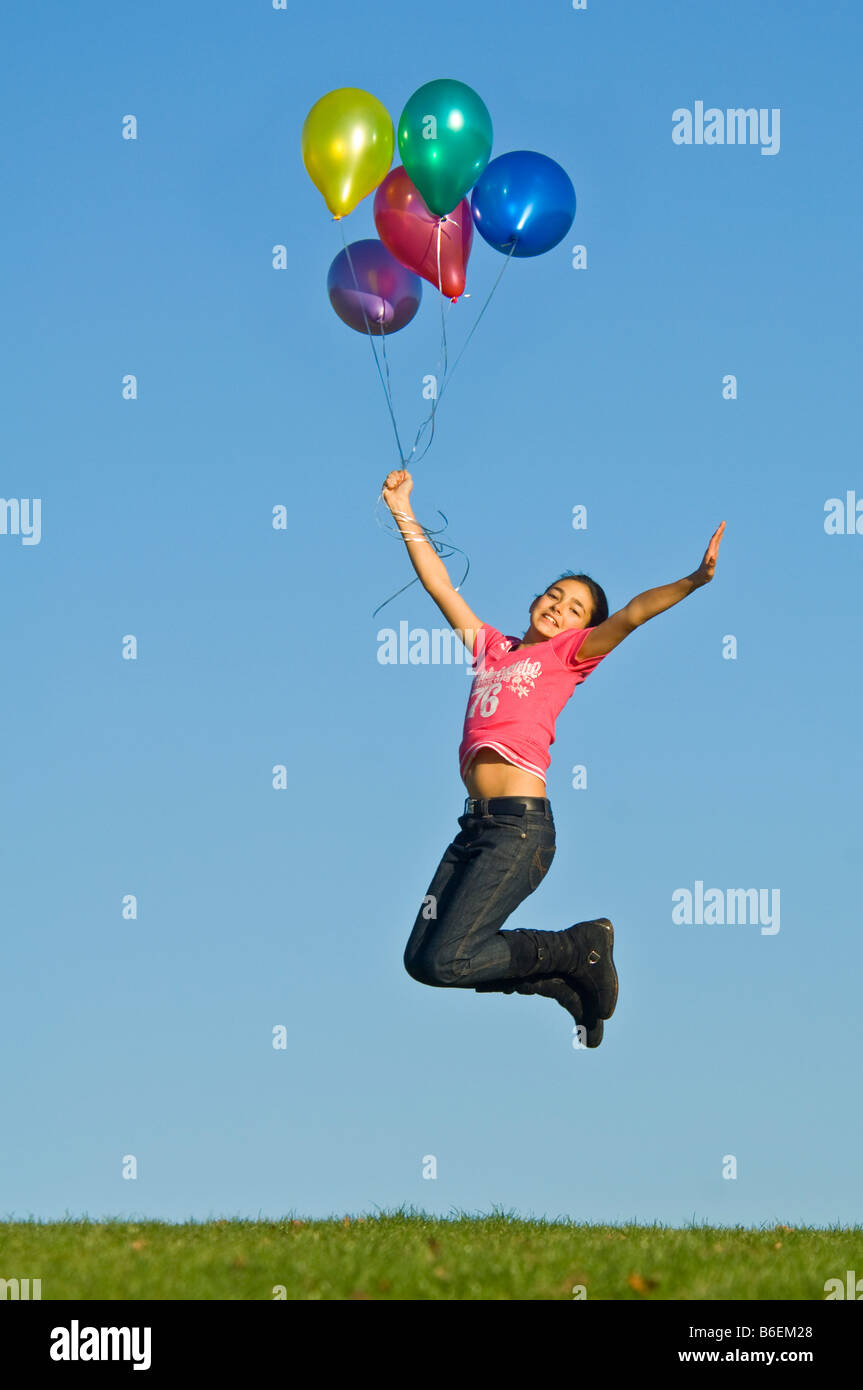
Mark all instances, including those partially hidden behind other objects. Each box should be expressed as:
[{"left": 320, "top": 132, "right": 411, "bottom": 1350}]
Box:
[{"left": 383, "top": 468, "right": 725, "bottom": 1047}]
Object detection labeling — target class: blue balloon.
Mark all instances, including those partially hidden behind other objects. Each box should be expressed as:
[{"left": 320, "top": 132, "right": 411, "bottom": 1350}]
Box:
[{"left": 471, "top": 151, "right": 576, "bottom": 258}]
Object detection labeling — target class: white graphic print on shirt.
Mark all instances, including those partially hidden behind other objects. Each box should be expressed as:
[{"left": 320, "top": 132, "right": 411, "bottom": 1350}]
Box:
[{"left": 467, "top": 653, "right": 543, "bottom": 717}]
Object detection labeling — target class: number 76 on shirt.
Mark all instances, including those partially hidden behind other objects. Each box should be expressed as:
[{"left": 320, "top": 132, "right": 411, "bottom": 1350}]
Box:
[{"left": 467, "top": 683, "right": 502, "bottom": 718}]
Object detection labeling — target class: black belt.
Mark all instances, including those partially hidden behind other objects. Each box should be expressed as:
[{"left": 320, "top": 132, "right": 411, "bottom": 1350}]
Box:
[{"left": 463, "top": 796, "right": 551, "bottom": 817}]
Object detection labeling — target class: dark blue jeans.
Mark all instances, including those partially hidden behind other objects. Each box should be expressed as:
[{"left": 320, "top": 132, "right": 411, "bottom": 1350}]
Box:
[{"left": 403, "top": 798, "right": 556, "bottom": 988}]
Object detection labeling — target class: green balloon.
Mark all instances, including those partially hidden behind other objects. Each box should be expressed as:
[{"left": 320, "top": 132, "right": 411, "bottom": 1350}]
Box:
[{"left": 398, "top": 79, "right": 493, "bottom": 218}]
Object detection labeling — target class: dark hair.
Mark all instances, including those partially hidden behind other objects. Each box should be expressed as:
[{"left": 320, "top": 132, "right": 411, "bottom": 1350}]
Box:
[{"left": 536, "top": 571, "right": 609, "bottom": 627}]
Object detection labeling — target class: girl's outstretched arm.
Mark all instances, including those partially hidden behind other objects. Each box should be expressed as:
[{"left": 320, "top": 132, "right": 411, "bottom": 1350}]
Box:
[
  {"left": 381, "top": 469, "right": 484, "bottom": 653},
  {"left": 579, "top": 521, "right": 726, "bottom": 660}
]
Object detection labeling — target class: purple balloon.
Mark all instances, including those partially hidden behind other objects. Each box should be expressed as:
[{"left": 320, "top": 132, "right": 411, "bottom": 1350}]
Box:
[{"left": 327, "top": 238, "right": 422, "bottom": 335}]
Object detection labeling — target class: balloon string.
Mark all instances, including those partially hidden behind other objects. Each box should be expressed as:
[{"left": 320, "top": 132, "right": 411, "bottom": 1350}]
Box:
[
  {"left": 371, "top": 231, "right": 517, "bottom": 618},
  {"left": 370, "top": 218, "right": 464, "bottom": 619},
  {"left": 334, "top": 217, "right": 466, "bottom": 619},
  {"left": 339, "top": 220, "right": 407, "bottom": 463},
  {"left": 437, "top": 217, "right": 450, "bottom": 381},
  {"left": 394, "top": 217, "right": 450, "bottom": 470},
  {"left": 417, "top": 218, "right": 448, "bottom": 456},
  {"left": 370, "top": 505, "right": 471, "bottom": 620},
  {"left": 396, "top": 223, "right": 514, "bottom": 466},
  {"left": 435, "top": 238, "right": 517, "bottom": 409},
  {"left": 378, "top": 313, "right": 398, "bottom": 435},
  {"left": 342, "top": 214, "right": 513, "bottom": 475}
]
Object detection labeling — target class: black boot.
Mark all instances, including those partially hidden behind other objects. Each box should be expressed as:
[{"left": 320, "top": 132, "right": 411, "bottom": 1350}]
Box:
[{"left": 500, "top": 918, "right": 618, "bottom": 1019}]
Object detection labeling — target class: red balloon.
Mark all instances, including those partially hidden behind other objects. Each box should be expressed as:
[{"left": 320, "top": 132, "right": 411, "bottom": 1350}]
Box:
[{"left": 374, "top": 166, "right": 472, "bottom": 303}]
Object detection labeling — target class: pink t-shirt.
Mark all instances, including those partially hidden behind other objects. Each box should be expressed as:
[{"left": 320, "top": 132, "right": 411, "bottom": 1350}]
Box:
[{"left": 459, "top": 623, "right": 606, "bottom": 784}]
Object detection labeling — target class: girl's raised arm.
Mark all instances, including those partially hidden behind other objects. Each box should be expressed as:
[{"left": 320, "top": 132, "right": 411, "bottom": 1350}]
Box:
[
  {"left": 381, "top": 469, "right": 484, "bottom": 653},
  {"left": 579, "top": 521, "right": 726, "bottom": 660}
]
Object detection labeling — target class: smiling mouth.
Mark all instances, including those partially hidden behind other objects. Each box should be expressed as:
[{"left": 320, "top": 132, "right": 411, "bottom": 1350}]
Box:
[{"left": 540, "top": 614, "right": 558, "bottom": 628}]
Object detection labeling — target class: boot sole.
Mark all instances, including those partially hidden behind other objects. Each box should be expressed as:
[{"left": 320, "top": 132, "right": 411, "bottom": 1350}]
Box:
[
  {"left": 579, "top": 1007, "right": 604, "bottom": 1049},
  {"left": 514, "top": 978, "right": 604, "bottom": 1048},
  {"left": 559, "top": 981, "right": 604, "bottom": 1048},
  {"left": 595, "top": 918, "right": 618, "bottom": 1019}
]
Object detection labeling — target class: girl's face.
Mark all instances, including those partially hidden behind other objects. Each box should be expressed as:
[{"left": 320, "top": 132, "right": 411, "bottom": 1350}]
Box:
[{"left": 528, "top": 579, "right": 595, "bottom": 638}]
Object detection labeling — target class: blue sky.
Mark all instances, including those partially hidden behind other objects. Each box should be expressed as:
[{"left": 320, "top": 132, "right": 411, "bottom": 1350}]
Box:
[{"left": 1, "top": 0, "right": 861, "bottom": 1228}]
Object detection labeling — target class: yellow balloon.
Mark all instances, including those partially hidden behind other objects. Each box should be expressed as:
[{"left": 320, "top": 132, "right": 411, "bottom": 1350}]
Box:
[{"left": 302, "top": 88, "right": 394, "bottom": 219}]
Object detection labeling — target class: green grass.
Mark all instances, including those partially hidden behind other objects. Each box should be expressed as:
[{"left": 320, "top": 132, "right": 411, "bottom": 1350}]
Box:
[{"left": 1, "top": 1210, "right": 858, "bottom": 1299}]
